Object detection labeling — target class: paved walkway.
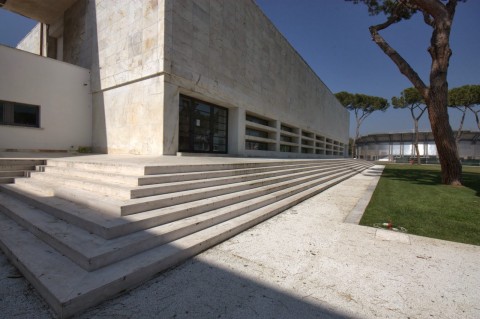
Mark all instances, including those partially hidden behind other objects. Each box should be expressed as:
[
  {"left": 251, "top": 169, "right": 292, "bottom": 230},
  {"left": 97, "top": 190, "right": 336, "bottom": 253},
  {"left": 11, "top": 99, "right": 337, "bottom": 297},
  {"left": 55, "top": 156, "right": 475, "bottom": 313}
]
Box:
[{"left": 1, "top": 165, "right": 479, "bottom": 318}]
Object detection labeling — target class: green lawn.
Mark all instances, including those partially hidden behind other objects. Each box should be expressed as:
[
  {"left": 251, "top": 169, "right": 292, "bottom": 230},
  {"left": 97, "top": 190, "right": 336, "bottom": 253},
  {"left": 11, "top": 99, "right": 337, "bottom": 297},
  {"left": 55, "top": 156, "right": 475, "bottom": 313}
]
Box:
[{"left": 360, "top": 164, "right": 480, "bottom": 246}]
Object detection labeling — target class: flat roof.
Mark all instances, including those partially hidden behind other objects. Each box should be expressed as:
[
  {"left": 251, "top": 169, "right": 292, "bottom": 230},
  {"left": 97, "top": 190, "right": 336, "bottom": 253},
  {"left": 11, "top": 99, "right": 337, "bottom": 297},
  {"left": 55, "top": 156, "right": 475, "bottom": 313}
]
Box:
[{"left": 357, "top": 131, "right": 479, "bottom": 144}]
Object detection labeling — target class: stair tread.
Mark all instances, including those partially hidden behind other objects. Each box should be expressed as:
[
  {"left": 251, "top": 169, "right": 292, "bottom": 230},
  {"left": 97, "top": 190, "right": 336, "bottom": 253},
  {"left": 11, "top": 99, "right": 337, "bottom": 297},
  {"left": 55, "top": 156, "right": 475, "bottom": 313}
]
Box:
[
  {"left": 0, "top": 182, "right": 119, "bottom": 238},
  {"left": 56, "top": 163, "right": 366, "bottom": 215},
  {"left": 0, "top": 170, "right": 26, "bottom": 176},
  {"left": 0, "top": 169, "right": 360, "bottom": 317},
  {"left": 0, "top": 165, "right": 36, "bottom": 171},
  {"left": 0, "top": 177, "right": 15, "bottom": 184},
  {"left": 0, "top": 163, "right": 369, "bottom": 239},
  {"left": 43, "top": 160, "right": 340, "bottom": 185},
  {"left": 136, "top": 160, "right": 344, "bottom": 183},
  {"left": 32, "top": 161, "right": 350, "bottom": 200},
  {"left": 124, "top": 163, "right": 365, "bottom": 204},
  {"left": 48, "top": 158, "right": 349, "bottom": 175},
  {"left": 130, "top": 161, "right": 348, "bottom": 193},
  {"left": 0, "top": 168, "right": 361, "bottom": 270},
  {"left": 0, "top": 159, "right": 46, "bottom": 165},
  {"left": 43, "top": 166, "right": 141, "bottom": 184}
]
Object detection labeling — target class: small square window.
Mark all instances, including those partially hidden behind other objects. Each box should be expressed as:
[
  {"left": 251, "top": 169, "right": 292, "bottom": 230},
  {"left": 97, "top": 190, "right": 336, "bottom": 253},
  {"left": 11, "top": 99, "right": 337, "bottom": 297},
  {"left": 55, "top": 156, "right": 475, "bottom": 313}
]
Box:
[
  {"left": 14, "top": 104, "right": 40, "bottom": 127},
  {"left": 0, "top": 100, "right": 40, "bottom": 127}
]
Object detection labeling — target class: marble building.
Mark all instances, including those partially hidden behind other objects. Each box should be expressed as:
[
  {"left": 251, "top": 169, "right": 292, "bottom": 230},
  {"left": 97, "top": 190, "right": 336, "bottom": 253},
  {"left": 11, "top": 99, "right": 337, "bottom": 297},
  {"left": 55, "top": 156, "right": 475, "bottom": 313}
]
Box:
[{"left": 1, "top": 0, "right": 349, "bottom": 158}]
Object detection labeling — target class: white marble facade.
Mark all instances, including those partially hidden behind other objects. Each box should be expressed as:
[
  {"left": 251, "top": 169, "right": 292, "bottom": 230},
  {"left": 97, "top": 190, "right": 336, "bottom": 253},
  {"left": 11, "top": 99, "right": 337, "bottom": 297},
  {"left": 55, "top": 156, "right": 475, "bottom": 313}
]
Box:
[{"left": 14, "top": 0, "right": 349, "bottom": 157}]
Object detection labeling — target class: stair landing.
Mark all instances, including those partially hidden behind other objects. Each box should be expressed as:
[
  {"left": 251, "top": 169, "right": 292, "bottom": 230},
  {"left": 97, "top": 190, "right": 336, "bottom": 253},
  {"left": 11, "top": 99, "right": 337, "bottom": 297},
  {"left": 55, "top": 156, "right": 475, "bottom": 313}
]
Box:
[{"left": 0, "top": 155, "right": 374, "bottom": 318}]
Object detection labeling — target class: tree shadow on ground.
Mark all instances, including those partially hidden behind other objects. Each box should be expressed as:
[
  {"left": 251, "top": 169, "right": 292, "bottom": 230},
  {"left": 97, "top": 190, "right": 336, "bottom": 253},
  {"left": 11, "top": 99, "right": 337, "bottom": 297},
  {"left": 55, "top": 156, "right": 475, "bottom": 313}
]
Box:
[
  {"left": 79, "top": 257, "right": 358, "bottom": 319},
  {"left": 462, "top": 170, "right": 480, "bottom": 197},
  {"left": 362, "top": 166, "right": 384, "bottom": 177},
  {"left": 381, "top": 166, "right": 480, "bottom": 196},
  {"left": 381, "top": 167, "right": 441, "bottom": 186},
  {"left": 0, "top": 250, "right": 358, "bottom": 319}
]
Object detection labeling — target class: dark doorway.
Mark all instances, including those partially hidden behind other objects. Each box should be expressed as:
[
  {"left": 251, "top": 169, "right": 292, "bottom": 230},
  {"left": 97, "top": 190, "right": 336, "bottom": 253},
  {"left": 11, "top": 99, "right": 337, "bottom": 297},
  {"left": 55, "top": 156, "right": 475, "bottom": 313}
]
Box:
[{"left": 179, "top": 95, "right": 228, "bottom": 154}]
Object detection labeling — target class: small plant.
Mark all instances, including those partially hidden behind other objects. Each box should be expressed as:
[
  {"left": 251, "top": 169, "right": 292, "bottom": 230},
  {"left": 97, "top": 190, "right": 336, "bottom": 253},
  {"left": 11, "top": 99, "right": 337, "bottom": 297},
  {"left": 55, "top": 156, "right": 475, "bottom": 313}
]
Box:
[{"left": 77, "top": 146, "right": 93, "bottom": 153}]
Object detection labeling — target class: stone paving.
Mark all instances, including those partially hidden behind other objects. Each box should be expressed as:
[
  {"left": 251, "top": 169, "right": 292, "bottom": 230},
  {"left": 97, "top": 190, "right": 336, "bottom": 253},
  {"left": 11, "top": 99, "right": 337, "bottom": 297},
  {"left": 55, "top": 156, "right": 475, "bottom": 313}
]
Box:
[{"left": 1, "top": 165, "right": 479, "bottom": 318}]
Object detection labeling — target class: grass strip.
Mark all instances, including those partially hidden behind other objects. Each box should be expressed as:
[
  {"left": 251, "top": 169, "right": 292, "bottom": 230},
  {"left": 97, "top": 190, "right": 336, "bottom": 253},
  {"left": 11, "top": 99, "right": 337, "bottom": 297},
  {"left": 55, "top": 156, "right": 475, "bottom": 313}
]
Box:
[{"left": 360, "top": 164, "right": 480, "bottom": 246}]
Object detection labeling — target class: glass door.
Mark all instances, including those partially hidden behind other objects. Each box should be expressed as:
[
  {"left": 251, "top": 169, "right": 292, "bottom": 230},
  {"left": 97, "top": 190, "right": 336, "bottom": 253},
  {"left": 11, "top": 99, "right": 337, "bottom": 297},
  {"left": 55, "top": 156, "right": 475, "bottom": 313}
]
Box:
[
  {"left": 179, "top": 95, "right": 228, "bottom": 154},
  {"left": 192, "top": 102, "right": 212, "bottom": 152}
]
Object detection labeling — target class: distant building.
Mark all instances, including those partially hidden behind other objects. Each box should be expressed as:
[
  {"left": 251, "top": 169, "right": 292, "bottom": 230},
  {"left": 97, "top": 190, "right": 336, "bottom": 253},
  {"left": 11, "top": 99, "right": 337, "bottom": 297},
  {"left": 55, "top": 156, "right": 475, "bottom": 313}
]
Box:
[
  {"left": 356, "top": 131, "right": 480, "bottom": 163},
  {"left": 0, "top": 0, "right": 348, "bottom": 158}
]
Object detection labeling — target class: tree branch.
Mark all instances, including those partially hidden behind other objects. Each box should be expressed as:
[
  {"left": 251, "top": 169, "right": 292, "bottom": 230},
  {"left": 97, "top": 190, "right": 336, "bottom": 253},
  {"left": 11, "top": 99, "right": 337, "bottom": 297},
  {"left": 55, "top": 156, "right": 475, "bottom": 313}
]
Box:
[
  {"left": 413, "top": 0, "right": 449, "bottom": 20},
  {"left": 418, "top": 106, "right": 427, "bottom": 119},
  {"left": 422, "top": 12, "right": 434, "bottom": 26},
  {"left": 409, "top": 106, "right": 416, "bottom": 121},
  {"left": 455, "top": 110, "right": 466, "bottom": 142},
  {"left": 468, "top": 106, "right": 480, "bottom": 130},
  {"left": 358, "top": 110, "right": 369, "bottom": 126},
  {"left": 369, "top": 20, "right": 428, "bottom": 98},
  {"left": 446, "top": 0, "right": 458, "bottom": 18}
]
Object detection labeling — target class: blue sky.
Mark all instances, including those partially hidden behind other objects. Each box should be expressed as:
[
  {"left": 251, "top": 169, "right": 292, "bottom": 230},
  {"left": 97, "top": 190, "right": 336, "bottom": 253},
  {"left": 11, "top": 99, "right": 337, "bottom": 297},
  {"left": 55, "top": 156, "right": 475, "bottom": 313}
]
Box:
[
  {"left": 255, "top": 0, "right": 479, "bottom": 136},
  {"left": 1, "top": 1, "right": 479, "bottom": 137}
]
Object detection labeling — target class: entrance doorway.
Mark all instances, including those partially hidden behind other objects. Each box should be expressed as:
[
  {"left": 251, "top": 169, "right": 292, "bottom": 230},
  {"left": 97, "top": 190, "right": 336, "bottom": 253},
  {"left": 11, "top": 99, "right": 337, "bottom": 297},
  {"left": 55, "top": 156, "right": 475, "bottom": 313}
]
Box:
[{"left": 179, "top": 95, "right": 228, "bottom": 154}]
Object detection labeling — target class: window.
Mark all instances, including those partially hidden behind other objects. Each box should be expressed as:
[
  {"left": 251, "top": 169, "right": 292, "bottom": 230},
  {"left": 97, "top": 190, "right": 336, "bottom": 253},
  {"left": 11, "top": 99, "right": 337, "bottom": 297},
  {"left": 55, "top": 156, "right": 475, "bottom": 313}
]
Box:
[
  {"left": 301, "top": 131, "right": 313, "bottom": 138},
  {"left": 178, "top": 95, "right": 228, "bottom": 154},
  {"left": 280, "top": 135, "right": 292, "bottom": 143},
  {"left": 246, "top": 128, "right": 269, "bottom": 138},
  {"left": 302, "top": 139, "right": 313, "bottom": 146},
  {"left": 281, "top": 124, "right": 293, "bottom": 133},
  {"left": 246, "top": 140, "right": 269, "bottom": 151},
  {"left": 0, "top": 101, "right": 40, "bottom": 127},
  {"left": 246, "top": 114, "right": 270, "bottom": 126},
  {"left": 280, "top": 145, "right": 293, "bottom": 152}
]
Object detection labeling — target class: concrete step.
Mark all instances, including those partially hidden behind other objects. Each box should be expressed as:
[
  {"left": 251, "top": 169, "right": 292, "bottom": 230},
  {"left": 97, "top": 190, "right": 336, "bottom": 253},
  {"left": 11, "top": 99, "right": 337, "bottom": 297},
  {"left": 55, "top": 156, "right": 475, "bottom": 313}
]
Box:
[
  {"left": 0, "top": 170, "right": 26, "bottom": 178},
  {"left": 0, "top": 182, "right": 120, "bottom": 239},
  {"left": 27, "top": 172, "right": 133, "bottom": 199},
  {"left": 0, "top": 167, "right": 362, "bottom": 271},
  {"left": 47, "top": 158, "right": 147, "bottom": 175},
  {"left": 28, "top": 161, "right": 352, "bottom": 200},
  {"left": 0, "top": 159, "right": 46, "bottom": 166},
  {"left": 56, "top": 163, "right": 367, "bottom": 215},
  {"left": 138, "top": 161, "right": 343, "bottom": 185},
  {"left": 47, "top": 158, "right": 345, "bottom": 175},
  {"left": 42, "top": 160, "right": 341, "bottom": 187},
  {"left": 0, "top": 177, "right": 15, "bottom": 184},
  {"left": 0, "top": 169, "right": 360, "bottom": 318},
  {"left": 0, "top": 162, "right": 369, "bottom": 239},
  {"left": 0, "top": 164, "right": 36, "bottom": 172},
  {"left": 43, "top": 166, "right": 140, "bottom": 186},
  {"left": 0, "top": 159, "right": 46, "bottom": 184}
]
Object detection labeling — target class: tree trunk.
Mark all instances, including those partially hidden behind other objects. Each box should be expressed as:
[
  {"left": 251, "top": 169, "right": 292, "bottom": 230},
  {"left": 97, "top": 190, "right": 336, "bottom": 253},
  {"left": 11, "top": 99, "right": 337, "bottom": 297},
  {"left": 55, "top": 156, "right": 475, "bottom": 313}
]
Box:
[
  {"left": 455, "top": 109, "right": 466, "bottom": 153},
  {"left": 353, "top": 122, "right": 360, "bottom": 158},
  {"left": 427, "top": 94, "right": 461, "bottom": 184},
  {"left": 470, "top": 107, "right": 480, "bottom": 130},
  {"left": 426, "top": 16, "right": 462, "bottom": 185},
  {"left": 414, "top": 119, "right": 421, "bottom": 164},
  {"left": 368, "top": 0, "right": 462, "bottom": 185},
  {"left": 352, "top": 116, "right": 362, "bottom": 159}
]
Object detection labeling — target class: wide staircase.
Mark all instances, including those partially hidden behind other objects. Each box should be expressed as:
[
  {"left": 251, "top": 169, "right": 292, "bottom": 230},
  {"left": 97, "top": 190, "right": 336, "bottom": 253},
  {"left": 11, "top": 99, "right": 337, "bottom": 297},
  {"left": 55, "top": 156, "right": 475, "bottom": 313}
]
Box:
[
  {"left": 0, "top": 157, "right": 373, "bottom": 318},
  {"left": 0, "top": 158, "right": 46, "bottom": 184}
]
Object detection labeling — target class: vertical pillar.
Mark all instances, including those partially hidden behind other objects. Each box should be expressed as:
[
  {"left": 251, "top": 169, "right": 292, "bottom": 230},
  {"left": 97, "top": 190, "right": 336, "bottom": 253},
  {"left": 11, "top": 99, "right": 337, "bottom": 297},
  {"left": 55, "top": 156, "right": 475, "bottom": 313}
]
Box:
[
  {"left": 162, "top": 80, "right": 179, "bottom": 155},
  {"left": 228, "top": 107, "right": 245, "bottom": 156},
  {"left": 297, "top": 129, "right": 302, "bottom": 155},
  {"left": 274, "top": 120, "right": 280, "bottom": 152}
]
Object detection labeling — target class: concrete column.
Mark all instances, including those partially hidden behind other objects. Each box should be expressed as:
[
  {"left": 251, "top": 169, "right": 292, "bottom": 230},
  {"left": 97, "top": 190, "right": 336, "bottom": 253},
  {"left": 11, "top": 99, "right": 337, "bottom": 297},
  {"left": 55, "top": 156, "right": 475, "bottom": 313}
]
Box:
[
  {"left": 297, "top": 129, "right": 302, "bottom": 154},
  {"left": 162, "top": 80, "right": 180, "bottom": 155},
  {"left": 274, "top": 120, "right": 280, "bottom": 152},
  {"left": 228, "top": 107, "right": 245, "bottom": 156}
]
